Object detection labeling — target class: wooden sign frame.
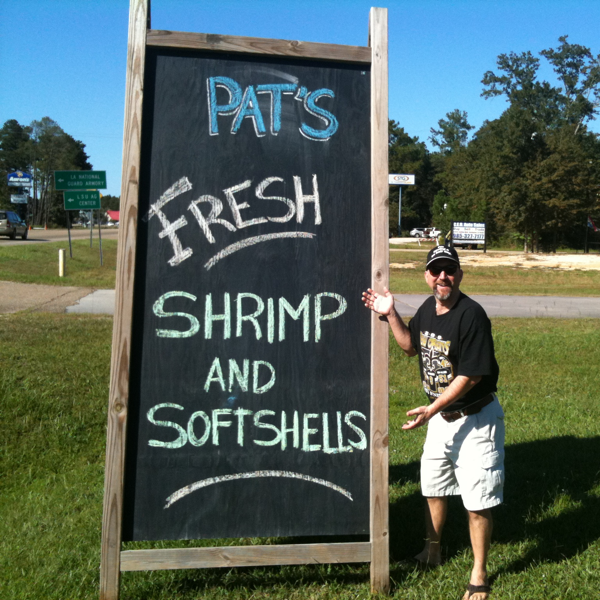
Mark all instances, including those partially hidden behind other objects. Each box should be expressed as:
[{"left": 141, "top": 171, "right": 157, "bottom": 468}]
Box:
[{"left": 100, "top": 1, "right": 389, "bottom": 597}]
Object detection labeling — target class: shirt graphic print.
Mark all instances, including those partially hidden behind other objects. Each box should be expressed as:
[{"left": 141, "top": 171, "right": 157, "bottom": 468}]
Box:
[{"left": 419, "top": 331, "right": 454, "bottom": 400}]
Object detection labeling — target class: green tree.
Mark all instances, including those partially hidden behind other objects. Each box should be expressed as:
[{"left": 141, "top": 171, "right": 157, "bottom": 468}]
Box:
[
  {"left": 442, "top": 110, "right": 600, "bottom": 252},
  {"left": 29, "top": 117, "right": 92, "bottom": 227},
  {"left": 481, "top": 50, "right": 563, "bottom": 127},
  {"left": 524, "top": 126, "right": 600, "bottom": 250},
  {"left": 434, "top": 36, "right": 600, "bottom": 251},
  {"left": 101, "top": 194, "right": 120, "bottom": 211},
  {"left": 388, "top": 120, "right": 439, "bottom": 236},
  {"left": 429, "top": 110, "right": 475, "bottom": 236},
  {"left": 430, "top": 126, "right": 501, "bottom": 239},
  {"left": 540, "top": 35, "right": 600, "bottom": 133},
  {"left": 430, "top": 109, "right": 474, "bottom": 155}
]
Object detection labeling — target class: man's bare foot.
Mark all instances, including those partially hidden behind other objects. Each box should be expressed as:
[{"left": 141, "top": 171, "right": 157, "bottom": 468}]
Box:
[{"left": 414, "top": 546, "right": 442, "bottom": 566}]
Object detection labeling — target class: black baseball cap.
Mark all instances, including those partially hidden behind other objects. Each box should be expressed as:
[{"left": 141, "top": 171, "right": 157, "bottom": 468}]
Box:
[{"left": 426, "top": 245, "right": 460, "bottom": 269}]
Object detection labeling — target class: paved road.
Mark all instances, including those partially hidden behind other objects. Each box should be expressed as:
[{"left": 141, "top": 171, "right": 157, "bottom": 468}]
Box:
[
  {"left": 4, "top": 233, "right": 596, "bottom": 316},
  {"left": 64, "top": 290, "right": 600, "bottom": 318},
  {"left": 393, "top": 294, "right": 600, "bottom": 318},
  {"left": 0, "top": 227, "right": 119, "bottom": 246},
  {"left": 0, "top": 281, "right": 598, "bottom": 318}
]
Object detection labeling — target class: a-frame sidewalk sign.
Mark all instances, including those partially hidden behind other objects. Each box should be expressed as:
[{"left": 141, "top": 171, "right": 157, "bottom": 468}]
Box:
[{"left": 100, "top": 1, "right": 389, "bottom": 597}]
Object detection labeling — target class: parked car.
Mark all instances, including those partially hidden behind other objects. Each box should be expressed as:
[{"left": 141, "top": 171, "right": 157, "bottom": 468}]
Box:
[
  {"left": 410, "top": 227, "right": 441, "bottom": 239},
  {"left": 410, "top": 228, "right": 426, "bottom": 237},
  {"left": 0, "top": 210, "right": 28, "bottom": 240}
]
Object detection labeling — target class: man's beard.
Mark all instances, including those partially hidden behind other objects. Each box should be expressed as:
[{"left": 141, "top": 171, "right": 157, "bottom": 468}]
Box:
[{"left": 434, "top": 282, "right": 453, "bottom": 301}]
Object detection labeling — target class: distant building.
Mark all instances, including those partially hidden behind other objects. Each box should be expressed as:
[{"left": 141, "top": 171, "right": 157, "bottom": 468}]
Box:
[{"left": 106, "top": 210, "right": 120, "bottom": 226}]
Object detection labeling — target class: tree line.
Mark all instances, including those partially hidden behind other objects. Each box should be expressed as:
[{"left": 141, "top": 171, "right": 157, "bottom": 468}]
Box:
[
  {"left": 0, "top": 117, "right": 121, "bottom": 226},
  {"left": 0, "top": 117, "right": 92, "bottom": 226},
  {"left": 1, "top": 37, "right": 599, "bottom": 248},
  {"left": 390, "top": 36, "right": 600, "bottom": 251}
]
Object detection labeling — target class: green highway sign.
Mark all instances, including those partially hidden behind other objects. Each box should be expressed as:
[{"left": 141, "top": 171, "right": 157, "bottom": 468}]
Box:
[
  {"left": 54, "top": 170, "right": 107, "bottom": 190},
  {"left": 64, "top": 191, "right": 101, "bottom": 210}
]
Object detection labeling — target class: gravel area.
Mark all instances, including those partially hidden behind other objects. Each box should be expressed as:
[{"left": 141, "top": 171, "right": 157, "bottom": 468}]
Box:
[{"left": 0, "top": 281, "right": 94, "bottom": 314}]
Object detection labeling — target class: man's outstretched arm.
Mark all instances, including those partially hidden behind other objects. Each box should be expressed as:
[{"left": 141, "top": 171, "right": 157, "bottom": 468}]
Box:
[{"left": 362, "top": 287, "right": 417, "bottom": 357}]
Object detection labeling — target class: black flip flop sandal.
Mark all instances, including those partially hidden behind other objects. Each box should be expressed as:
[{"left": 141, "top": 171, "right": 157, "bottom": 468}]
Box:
[{"left": 466, "top": 582, "right": 491, "bottom": 598}]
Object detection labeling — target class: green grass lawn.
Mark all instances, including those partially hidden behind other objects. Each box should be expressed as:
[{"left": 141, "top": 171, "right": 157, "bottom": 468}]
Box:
[
  {"left": 2, "top": 314, "right": 600, "bottom": 599},
  {"left": 0, "top": 240, "right": 117, "bottom": 288},
  {"left": 1, "top": 240, "right": 599, "bottom": 296},
  {"left": 389, "top": 250, "right": 600, "bottom": 296}
]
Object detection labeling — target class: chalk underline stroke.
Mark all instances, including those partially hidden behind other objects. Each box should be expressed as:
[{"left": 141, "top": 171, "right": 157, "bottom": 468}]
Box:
[
  {"left": 164, "top": 470, "right": 353, "bottom": 508},
  {"left": 204, "top": 232, "right": 315, "bottom": 270}
]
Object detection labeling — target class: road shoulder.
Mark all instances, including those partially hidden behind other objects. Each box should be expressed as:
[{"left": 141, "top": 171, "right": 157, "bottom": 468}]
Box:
[{"left": 0, "top": 280, "right": 94, "bottom": 314}]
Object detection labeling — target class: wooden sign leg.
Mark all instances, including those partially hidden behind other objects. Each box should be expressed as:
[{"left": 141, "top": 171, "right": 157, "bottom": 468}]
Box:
[
  {"left": 369, "top": 6, "right": 390, "bottom": 595},
  {"left": 100, "top": 0, "right": 149, "bottom": 598}
]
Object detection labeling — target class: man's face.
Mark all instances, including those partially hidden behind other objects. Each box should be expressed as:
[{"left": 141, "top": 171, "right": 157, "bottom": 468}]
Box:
[{"left": 425, "top": 260, "right": 463, "bottom": 301}]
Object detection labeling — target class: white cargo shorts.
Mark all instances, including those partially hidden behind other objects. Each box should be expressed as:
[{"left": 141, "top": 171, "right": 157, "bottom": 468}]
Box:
[{"left": 420, "top": 396, "right": 505, "bottom": 511}]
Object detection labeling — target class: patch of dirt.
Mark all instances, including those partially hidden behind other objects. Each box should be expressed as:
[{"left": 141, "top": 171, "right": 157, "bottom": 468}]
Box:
[
  {"left": 0, "top": 281, "right": 94, "bottom": 314},
  {"left": 460, "top": 253, "right": 600, "bottom": 271},
  {"left": 391, "top": 253, "right": 600, "bottom": 271}
]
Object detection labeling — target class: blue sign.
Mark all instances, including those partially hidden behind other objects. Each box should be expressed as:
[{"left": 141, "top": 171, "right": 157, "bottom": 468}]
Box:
[{"left": 7, "top": 171, "right": 33, "bottom": 187}]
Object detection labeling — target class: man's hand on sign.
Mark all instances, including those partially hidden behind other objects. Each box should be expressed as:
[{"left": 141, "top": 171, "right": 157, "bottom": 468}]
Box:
[{"left": 361, "top": 287, "right": 395, "bottom": 316}]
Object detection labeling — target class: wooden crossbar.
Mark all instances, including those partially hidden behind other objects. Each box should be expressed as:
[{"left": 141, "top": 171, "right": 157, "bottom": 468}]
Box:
[
  {"left": 121, "top": 542, "right": 371, "bottom": 571},
  {"left": 146, "top": 30, "right": 372, "bottom": 63}
]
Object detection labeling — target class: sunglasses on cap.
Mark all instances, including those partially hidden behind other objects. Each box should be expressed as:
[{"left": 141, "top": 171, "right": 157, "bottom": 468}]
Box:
[{"left": 428, "top": 263, "right": 459, "bottom": 276}]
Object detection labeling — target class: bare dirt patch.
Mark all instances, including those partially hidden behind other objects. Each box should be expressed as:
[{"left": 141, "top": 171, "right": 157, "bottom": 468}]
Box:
[
  {"left": 461, "top": 253, "right": 600, "bottom": 271},
  {"left": 391, "top": 253, "right": 600, "bottom": 271},
  {"left": 390, "top": 261, "right": 418, "bottom": 269},
  {"left": 0, "top": 281, "right": 93, "bottom": 314}
]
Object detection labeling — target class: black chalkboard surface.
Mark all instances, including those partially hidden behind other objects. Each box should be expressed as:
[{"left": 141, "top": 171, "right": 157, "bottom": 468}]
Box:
[{"left": 123, "top": 47, "right": 372, "bottom": 541}]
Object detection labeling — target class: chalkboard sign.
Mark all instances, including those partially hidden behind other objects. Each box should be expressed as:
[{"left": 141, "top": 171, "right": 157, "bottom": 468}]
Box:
[
  {"left": 101, "top": 1, "right": 388, "bottom": 596},
  {"left": 123, "top": 47, "right": 372, "bottom": 541}
]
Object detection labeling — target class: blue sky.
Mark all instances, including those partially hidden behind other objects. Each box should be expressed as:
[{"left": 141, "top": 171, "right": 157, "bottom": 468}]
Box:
[{"left": 1, "top": 0, "right": 599, "bottom": 196}]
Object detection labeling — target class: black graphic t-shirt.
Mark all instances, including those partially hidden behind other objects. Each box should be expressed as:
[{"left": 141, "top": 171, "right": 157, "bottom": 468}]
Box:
[{"left": 408, "top": 292, "right": 499, "bottom": 412}]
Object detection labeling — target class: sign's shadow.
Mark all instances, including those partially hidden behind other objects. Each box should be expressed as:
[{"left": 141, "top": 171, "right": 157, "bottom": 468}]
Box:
[{"left": 388, "top": 435, "right": 600, "bottom": 581}]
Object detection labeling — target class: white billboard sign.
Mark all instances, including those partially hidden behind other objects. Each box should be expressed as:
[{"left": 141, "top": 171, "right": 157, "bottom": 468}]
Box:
[
  {"left": 452, "top": 221, "right": 486, "bottom": 243},
  {"left": 10, "top": 193, "right": 28, "bottom": 204},
  {"left": 389, "top": 173, "right": 415, "bottom": 185}
]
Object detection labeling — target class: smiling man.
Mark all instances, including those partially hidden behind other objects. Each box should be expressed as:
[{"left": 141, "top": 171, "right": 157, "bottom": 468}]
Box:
[{"left": 362, "top": 245, "right": 504, "bottom": 600}]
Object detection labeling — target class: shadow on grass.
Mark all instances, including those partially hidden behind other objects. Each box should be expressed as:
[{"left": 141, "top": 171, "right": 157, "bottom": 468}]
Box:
[
  {"left": 124, "top": 436, "right": 600, "bottom": 595},
  {"left": 122, "top": 557, "right": 372, "bottom": 598},
  {"left": 495, "top": 435, "right": 600, "bottom": 574},
  {"left": 121, "top": 534, "right": 372, "bottom": 596},
  {"left": 388, "top": 435, "right": 600, "bottom": 580}
]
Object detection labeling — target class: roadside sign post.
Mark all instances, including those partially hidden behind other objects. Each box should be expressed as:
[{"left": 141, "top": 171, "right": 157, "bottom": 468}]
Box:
[
  {"left": 54, "top": 170, "right": 107, "bottom": 190},
  {"left": 55, "top": 175, "right": 107, "bottom": 265},
  {"left": 389, "top": 174, "right": 415, "bottom": 236},
  {"left": 67, "top": 211, "right": 73, "bottom": 258},
  {"left": 7, "top": 171, "right": 33, "bottom": 187},
  {"left": 63, "top": 190, "right": 101, "bottom": 210},
  {"left": 98, "top": 211, "right": 103, "bottom": 266},
  {"left": 7, "top": 171, "right": 32, "bottom": 223},
  {"left": 399, "top": 187, "right": 403, "bottom": 237},
  {"left": 585, "top": 216, "right": 599, "bottom": 253},
  {"left": 451, "top": 221, "right": 487, "bottom": 252}
]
